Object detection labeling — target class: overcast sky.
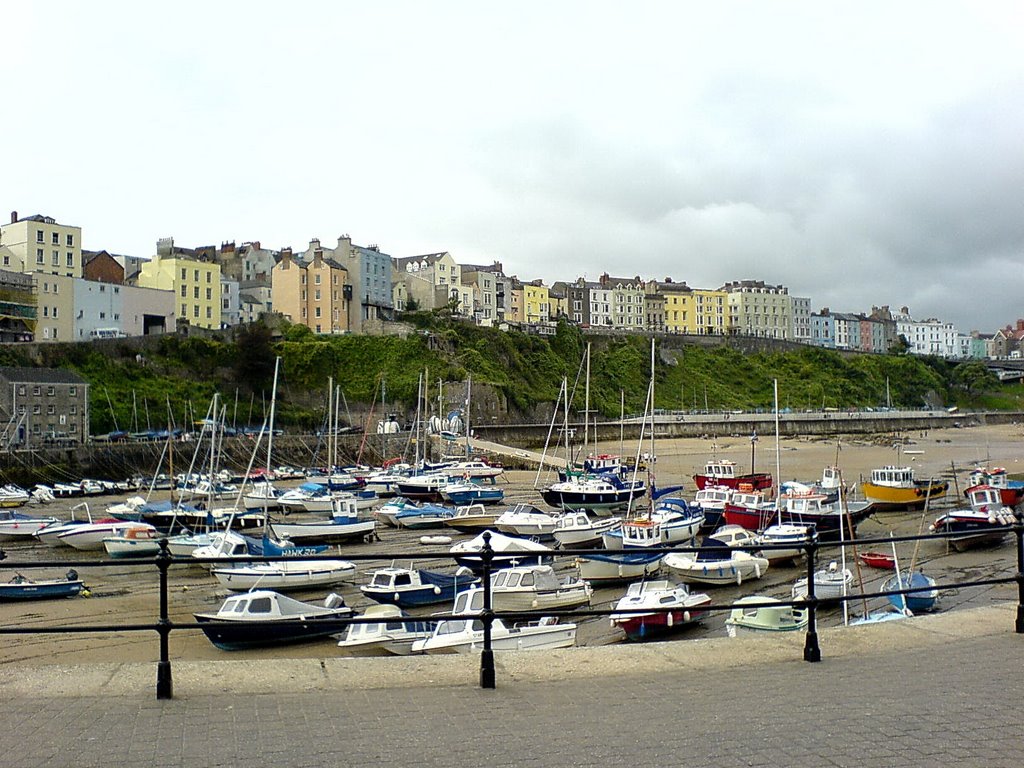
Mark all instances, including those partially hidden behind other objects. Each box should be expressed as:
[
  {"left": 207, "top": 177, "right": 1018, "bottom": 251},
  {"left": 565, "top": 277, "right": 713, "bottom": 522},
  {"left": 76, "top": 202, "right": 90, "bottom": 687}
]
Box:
[{"left": 5, "top": 2, "right": 1022, "bottom": 331}]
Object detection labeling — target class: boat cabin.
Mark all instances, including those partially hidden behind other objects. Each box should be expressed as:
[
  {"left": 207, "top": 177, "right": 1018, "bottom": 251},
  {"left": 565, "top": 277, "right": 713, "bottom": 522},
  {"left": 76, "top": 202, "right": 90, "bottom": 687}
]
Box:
[
  {"left": 214, "top": 590, "right": 347, "bottom": 619},
  {"left": 701, "top": 461, "right": 738, "bottom": 480},
  {"left": 490, "top": 565, "right": 561, "bottom": 593},
  {"left": 783, "top": 493, "right": 830, "bottom": 515},
  {"left": 820, "top": 466, "right": 842, "bottom": 490},
  {"left": 694, "top": 487, "right": 733, "bottom": 508},
  {"left": 967, "top": 485, "right": 1003, "bottom": 510},
  {"left": 870, "top": 466, "right": 916, "bottom": 487},
  {"left": 969, "top": 467, "right": 1008, "bottom": 489}
]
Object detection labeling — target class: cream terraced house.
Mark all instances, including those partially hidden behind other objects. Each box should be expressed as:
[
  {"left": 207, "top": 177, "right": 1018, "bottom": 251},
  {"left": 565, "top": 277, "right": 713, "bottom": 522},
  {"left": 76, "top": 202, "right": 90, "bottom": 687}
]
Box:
[
  {"left": 392, "top": 252, "right": 462, "bottom": 312},
  {"left": 0, "top": 212, "right": 83, "bottom": 278},
  {"left": 722, "top": 279, "right": 792, "bottom": 339},
  {"left": 134, "top": 238, "right": 222, "bottom": 330}
]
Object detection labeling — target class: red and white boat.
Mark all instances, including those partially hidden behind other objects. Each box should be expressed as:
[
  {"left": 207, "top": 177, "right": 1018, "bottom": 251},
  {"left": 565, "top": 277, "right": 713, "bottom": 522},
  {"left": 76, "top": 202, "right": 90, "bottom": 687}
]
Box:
[
  {"left": 931, "top": 485, "right": 1017, "bottom": 551},
  {"left": 693, "top": 459, "right": 772, "bottom": 493},
  {"left": 858, "top": 550, "right": 896, "bottom": 570},
  {"left": 610, "top": 580, "right": 712, "bottom": 641},
  {"left": 964, "top": 467, "right": 1024, "bottom": 507},
  {"left": 722, "top": 489, "right": 775, "bottom": 531}
]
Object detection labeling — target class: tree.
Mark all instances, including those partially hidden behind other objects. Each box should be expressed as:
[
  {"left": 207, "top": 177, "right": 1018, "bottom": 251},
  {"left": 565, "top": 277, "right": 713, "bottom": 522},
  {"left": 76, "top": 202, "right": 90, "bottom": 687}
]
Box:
[
  {"left": 952, "top": 361, "right": 999, "bottom": 396},
  {"left": 233, "top": 321, "right": 277, "bottom": 390},
  {"left": 888, "top": 334, "right": 911, "bottom": 355}
]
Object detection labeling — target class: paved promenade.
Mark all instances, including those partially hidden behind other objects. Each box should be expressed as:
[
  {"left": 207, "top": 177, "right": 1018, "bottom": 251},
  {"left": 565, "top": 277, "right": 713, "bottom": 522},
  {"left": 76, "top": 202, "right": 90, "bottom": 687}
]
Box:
[{"left": 3, "top": 603, "right": 1022, "bottom": 767}]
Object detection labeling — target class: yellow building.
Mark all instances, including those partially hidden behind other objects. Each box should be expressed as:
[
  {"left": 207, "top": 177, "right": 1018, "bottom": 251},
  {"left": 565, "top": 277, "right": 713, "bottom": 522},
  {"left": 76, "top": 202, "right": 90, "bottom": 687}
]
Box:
[
  {"left": 272, "top": 248, "right": 351, "bottom": 334},
  {"left": 658, "top": 281, "right": 727, "bottom": 335},
  {"left": 0, "top": 212, "right": 83, "bottom": 279},
  {"left": 523, "top": 279, "right": 550, "bottom": 324},
  {"left": 135, "top": 241, "right": 222, "bottom": 330}
]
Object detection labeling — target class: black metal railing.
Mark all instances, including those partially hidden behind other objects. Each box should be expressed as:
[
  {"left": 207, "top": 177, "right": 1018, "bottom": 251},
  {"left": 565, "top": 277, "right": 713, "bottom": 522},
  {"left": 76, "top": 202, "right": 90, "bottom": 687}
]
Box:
[{"left": 2, "top": 512, "right": 1023, "bottom": 699}]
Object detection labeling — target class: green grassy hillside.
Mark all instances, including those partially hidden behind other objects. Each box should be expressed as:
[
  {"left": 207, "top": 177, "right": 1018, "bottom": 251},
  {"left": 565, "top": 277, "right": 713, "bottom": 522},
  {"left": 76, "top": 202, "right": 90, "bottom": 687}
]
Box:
[{"left": 11, "top": 317, "right": 1019, "bottom": 435}]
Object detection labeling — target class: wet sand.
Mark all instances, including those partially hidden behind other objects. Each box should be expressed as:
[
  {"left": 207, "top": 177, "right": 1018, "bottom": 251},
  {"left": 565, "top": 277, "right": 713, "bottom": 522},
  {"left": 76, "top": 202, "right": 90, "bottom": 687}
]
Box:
[{"left": 1, "top": 421, "right": 1022, "bottom": 665}]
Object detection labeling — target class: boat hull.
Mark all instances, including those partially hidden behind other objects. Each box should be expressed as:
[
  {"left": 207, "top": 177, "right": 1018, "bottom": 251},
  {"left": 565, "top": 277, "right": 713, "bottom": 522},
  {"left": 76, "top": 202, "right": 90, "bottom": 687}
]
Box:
[
  {"left": 0, "top": 579, "right": 85, "bottom": 601},
  {"left": 195, "top": 613, "right": 352, "bottom": 650},
  {"left": 860, "top": 481, "right": 948, "bottom": 510}
]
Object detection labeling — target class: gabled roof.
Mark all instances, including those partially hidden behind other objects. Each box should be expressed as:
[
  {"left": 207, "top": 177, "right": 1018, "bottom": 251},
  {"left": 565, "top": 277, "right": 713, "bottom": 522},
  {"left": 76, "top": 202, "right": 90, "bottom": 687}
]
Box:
[{"left": 0, "top": 367, "right": 88, "bottom": 385}]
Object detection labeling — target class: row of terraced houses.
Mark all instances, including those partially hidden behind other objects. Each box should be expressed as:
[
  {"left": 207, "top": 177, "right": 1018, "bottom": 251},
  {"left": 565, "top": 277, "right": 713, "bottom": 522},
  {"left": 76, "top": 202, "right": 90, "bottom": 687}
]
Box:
[{"left": 0, "top": 211, "right": 1018, "bottom": 361}]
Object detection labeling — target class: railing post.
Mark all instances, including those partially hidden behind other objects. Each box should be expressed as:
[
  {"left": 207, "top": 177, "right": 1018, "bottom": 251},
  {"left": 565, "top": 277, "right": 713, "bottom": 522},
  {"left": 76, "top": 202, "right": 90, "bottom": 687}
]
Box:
[
  {"left": 479, "top": 530, "right": 496, "bottom": 689},
  {"left": 156, "top": 538, "right": 173, "bottom": 700},
  {"left": 1015, "top": 511, "right": 1024, "bottom": 634},
  {"left": 803, "top": 532, "right": 821, "bottom": 662}
]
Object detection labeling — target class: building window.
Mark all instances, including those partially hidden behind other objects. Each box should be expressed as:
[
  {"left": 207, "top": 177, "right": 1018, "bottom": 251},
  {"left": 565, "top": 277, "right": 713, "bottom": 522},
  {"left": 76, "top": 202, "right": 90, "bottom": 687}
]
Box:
[
  {"left": 69, "top": 386, "right": 77, "bottom": 396},
  {"left": 47, "top": 404, "right": 55, "bottom": 415},
  {"left": 206, "top": 288, "right": 212, "bottom": 300},
  {"left": 43, "top": 306, "right": 49, "bottom": 317},
  {"left": 33, "top": 405, "right": 40, "bottom": 414},
  {"left": 181, "top": 268, "right": 187, "bottom": 280},
  {"left": 66, "top": 234, "right": 74, "bottom": 247},
  {"left": 206, "top": 306, "right": 211, "bottom": 319},
  {"left": 206, "top": 271, "right": 211, "bottom": 283},
  {"left": 66, "top": 252, "right": 74, "bottom": 267},
  {"left": 52, "top": 251, "right": 60, "bottom": 265},
  {"left": 37, "top": 230, "right": 44, "bottom": 243},
  {"left": 17, "top": 385, "right": 25, "bottom": 396},
  {"left": 193, "top": 286, "right": 199, "bottom": 299},
  {"left": 180, "top": 286, "right": 186, "bottom": 297},
  {"left": 314, "top": 274, "right": 321, "bottom": 285},
  {"left": 18, "top": 405, "right": 25, "bottom": 414},
  {"left": 53, "top": 307, "right": 58, "bottom": 318},
  {"left": 52, "top": 232, "right": 59, "bottom": 245},
  {"left": 47, "top": 386, "right": 55, "bottom": 396},
  {"left": 315, "top": 307, "right": 321, "bottom": 318},
  {"left": 193, "top": 305, "right": 199, "bottom": 318},
  {"left": 314, "top": 289, "right": 321, "bottom": 301},
  {"left": 181, "top": 304, "right": 187, "bottom": 316}
]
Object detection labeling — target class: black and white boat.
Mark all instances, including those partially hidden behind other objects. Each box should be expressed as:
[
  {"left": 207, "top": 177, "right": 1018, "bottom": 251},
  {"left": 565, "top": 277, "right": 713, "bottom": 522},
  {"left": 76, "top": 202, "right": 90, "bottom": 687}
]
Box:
[{"left": 194, "top": 590, "right": 354, "bottom": 650}]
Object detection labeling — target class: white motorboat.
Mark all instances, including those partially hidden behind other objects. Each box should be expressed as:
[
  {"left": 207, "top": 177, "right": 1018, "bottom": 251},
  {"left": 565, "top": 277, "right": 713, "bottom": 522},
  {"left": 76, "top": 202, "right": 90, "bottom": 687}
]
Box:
[
  {"left": 0, "top": 509, "right": 59, "bottom": 540},
  {"left": 540, "top": 473, "right": 647, "bottom": 513},
  {"left": 211, "top": 559, "right": 357, "bottom": 592},
  {"left": 755, "top": 523, "right": 814, "bottom": 565},
  {"left": 494, "top": 504, "right": 560, "bottom": 538},
  {"left": 443, "top": 503, "right": 503, "bottom": 533},
  {"left": 102, "top": 523, "right": 162, "bottom": 558},
  {"left": 792, "top": 561, "right": 854, "bottom": 602},
  {"left": 56, "top": 517, "right": 131, "bottom": 550},
  {"left": 411, "top": 587, "right": 577, "bottom": 654},
  {"left": 450, "top": 531, "right": 553, "bottom": 573},
  {"left": 34, "top": 503, "right": 95, "bottom": 546},
  {"left": 242, "top": 482, "right": 284, "bottom": 511},
  {"left": 0, "top": 484, "right": 31, "bottom": 508},
  {"left": 602, "top": 501, "right": 703, "bottom": 549},
  {"left": 489, "top": 564, "right": 593, "bottom": 611},
  {"left": 662, "top": 536, "right": 770, "bottom": 586},
  {"left": 725, "top": 596, "right": 809, "bottom": 637},
  {"left": 270, "top": 497, "right": 375, "bottom": 544},
  {"left": 336, "top": 604, "right": 435, "bottom": 656},
  {"left": 552, "top": 510, "right": 622, "bottom": 548}
]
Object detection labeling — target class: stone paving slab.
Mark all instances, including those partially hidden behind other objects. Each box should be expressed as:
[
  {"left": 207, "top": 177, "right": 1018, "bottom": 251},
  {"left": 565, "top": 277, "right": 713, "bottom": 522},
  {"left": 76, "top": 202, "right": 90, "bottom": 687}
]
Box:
[{"left": 2, "top": 603, "right": 1023, "bottom": 767}]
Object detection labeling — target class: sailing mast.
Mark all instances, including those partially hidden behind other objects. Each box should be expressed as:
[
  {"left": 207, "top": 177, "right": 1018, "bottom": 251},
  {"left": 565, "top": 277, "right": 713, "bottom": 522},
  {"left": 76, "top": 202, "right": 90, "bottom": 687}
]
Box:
[
  {"left": 583, "top": 343, "right": 591, "bottom": 458},
  {"left": 464, "top": 374, "right": 472, "bottom": 459}
]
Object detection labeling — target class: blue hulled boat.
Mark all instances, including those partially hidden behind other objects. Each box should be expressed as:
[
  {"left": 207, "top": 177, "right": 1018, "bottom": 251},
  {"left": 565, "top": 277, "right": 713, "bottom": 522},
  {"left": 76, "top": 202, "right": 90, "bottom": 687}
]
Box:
[
  {"left": 0, "top": 571, "right": 85, "bottom": 601},
  {"left": 360, "top": 564, "right": 479, "bottom": 608}
]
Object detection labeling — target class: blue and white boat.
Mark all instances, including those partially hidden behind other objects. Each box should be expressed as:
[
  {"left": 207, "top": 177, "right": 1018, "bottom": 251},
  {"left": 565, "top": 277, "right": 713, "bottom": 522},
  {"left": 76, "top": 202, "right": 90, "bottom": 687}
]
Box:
[
  {"left": 576, "top": 551, "right": 664, "bottom": 583},
  {"left": 442, "top": 481, "right": 505, "bottom": 506},
  {"left": 336, "top": 604, "right": 436, "bottom": 656},
  {"left": 270, "top": 497, "right": 376, "bottom": 544},
  {"left": 0, "top": 571, "right": 85, "bottom": 601},
  {"left": 541, "top": 472, "right": 647, "bottom": 513},
  {"left": 394, "top": 502, "right": 456, "bottom": 530},
  {"left": 360, "top": 563, "right": 479, "bottom": 608}
]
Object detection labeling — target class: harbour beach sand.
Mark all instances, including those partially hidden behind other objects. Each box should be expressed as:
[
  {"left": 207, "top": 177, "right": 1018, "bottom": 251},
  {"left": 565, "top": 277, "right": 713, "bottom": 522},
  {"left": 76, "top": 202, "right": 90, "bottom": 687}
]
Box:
[{"left": 1, "top": 421, "right": 1022, "bottom": 668}]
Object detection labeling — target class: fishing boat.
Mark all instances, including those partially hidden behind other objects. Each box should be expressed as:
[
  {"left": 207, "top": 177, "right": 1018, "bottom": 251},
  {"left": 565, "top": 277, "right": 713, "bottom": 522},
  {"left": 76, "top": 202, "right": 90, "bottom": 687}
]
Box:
[
  {"left": 964, "top": 467, "right": 1024, "bottom": 507},
  {"left": 194, "top": 590, "right": 354, "bottom": 650},
  {"left": 441, "top": 481, "right": 505, "bottom": 506},
  {"left": 102, "top": 523, "right": 162, "bottom": 558},
  {"left": 211, "top": 559, "right": 357, "bottom": 592},
  {"left": 662, "top": 536, "right": 769, "bottom": 586},
  {"left": 488, "top": 564, "right": 592, "bottom": 611},
  {"left": 552, "top": 510, "right": 622, "bottom": 548},
  {"left": 693, "top": 459, "right": 772, "bottom": 492},
  {"left": 791, "top": 561, "right": 854, "bottom": 602},
  {"left": 494, "top": 504, "right": 560, "bottom": 538},
  {"left": 779, "top": 465, "right": 843, "bottom": 504},
  {"left": 0, "top": 509, "right": 59, "bottom": 540},
  {"left": 930, "top": 485, "right": 1016, "bottom": 551},
  {"left": 576, "top": 551, "right": 663, "bottom": 583},
  {"left": 860, "top": 466, "right": 948, "bottom": 510},
  {"left": 450, "top": 531, "right": 553, "bottom": 573},
  {"left": 410, "top": 587, "right": 577, "bottom": 654},
  {"left": 775, "top": 491, "right": 875, "bottom": 541},
  {"left": 692, "top": 486, "right": 734, "bottom": 531},
  {"left": 360, "top": 563, "right": 478, "bottom": 608},
  {"left": 443, "top": 503, "right": 503, "bottom": 533},
  {"left": 0, "top": 571, "right": 85, "bottom": 601},
  {"left": 882, "top": 571, "right": 938, "bottom": 613},
  {"left": 725, "top": 596, "right": 809, "bottom": 637},
  {"left": 610, "top": 580, "right": 712, "bottom": 641},
  {"left": 540, "top": 473, "right": 647, "bottom": 513},
  {"left": 722, "top": 489, "right": 776, "bottom": 530},
  {"left": 336, "top": 604, "right": 436, "bottom": 656}
]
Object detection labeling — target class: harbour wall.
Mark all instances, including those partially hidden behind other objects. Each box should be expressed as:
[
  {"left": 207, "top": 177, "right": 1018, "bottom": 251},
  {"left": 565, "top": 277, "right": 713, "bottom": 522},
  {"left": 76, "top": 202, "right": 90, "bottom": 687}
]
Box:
[{"left": 0, "top": 410, "right": 1019, "bottom": 485}]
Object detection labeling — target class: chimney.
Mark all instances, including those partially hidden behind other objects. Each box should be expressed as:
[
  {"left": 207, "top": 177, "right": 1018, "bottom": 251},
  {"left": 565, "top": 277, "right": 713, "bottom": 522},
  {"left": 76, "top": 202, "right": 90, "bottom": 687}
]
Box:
[
  {"left": 10, "top": 211, "right": 16, "bottom": 224},
  {"left": 664, "top": 276, "right": 672, "bottom": 283}
]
